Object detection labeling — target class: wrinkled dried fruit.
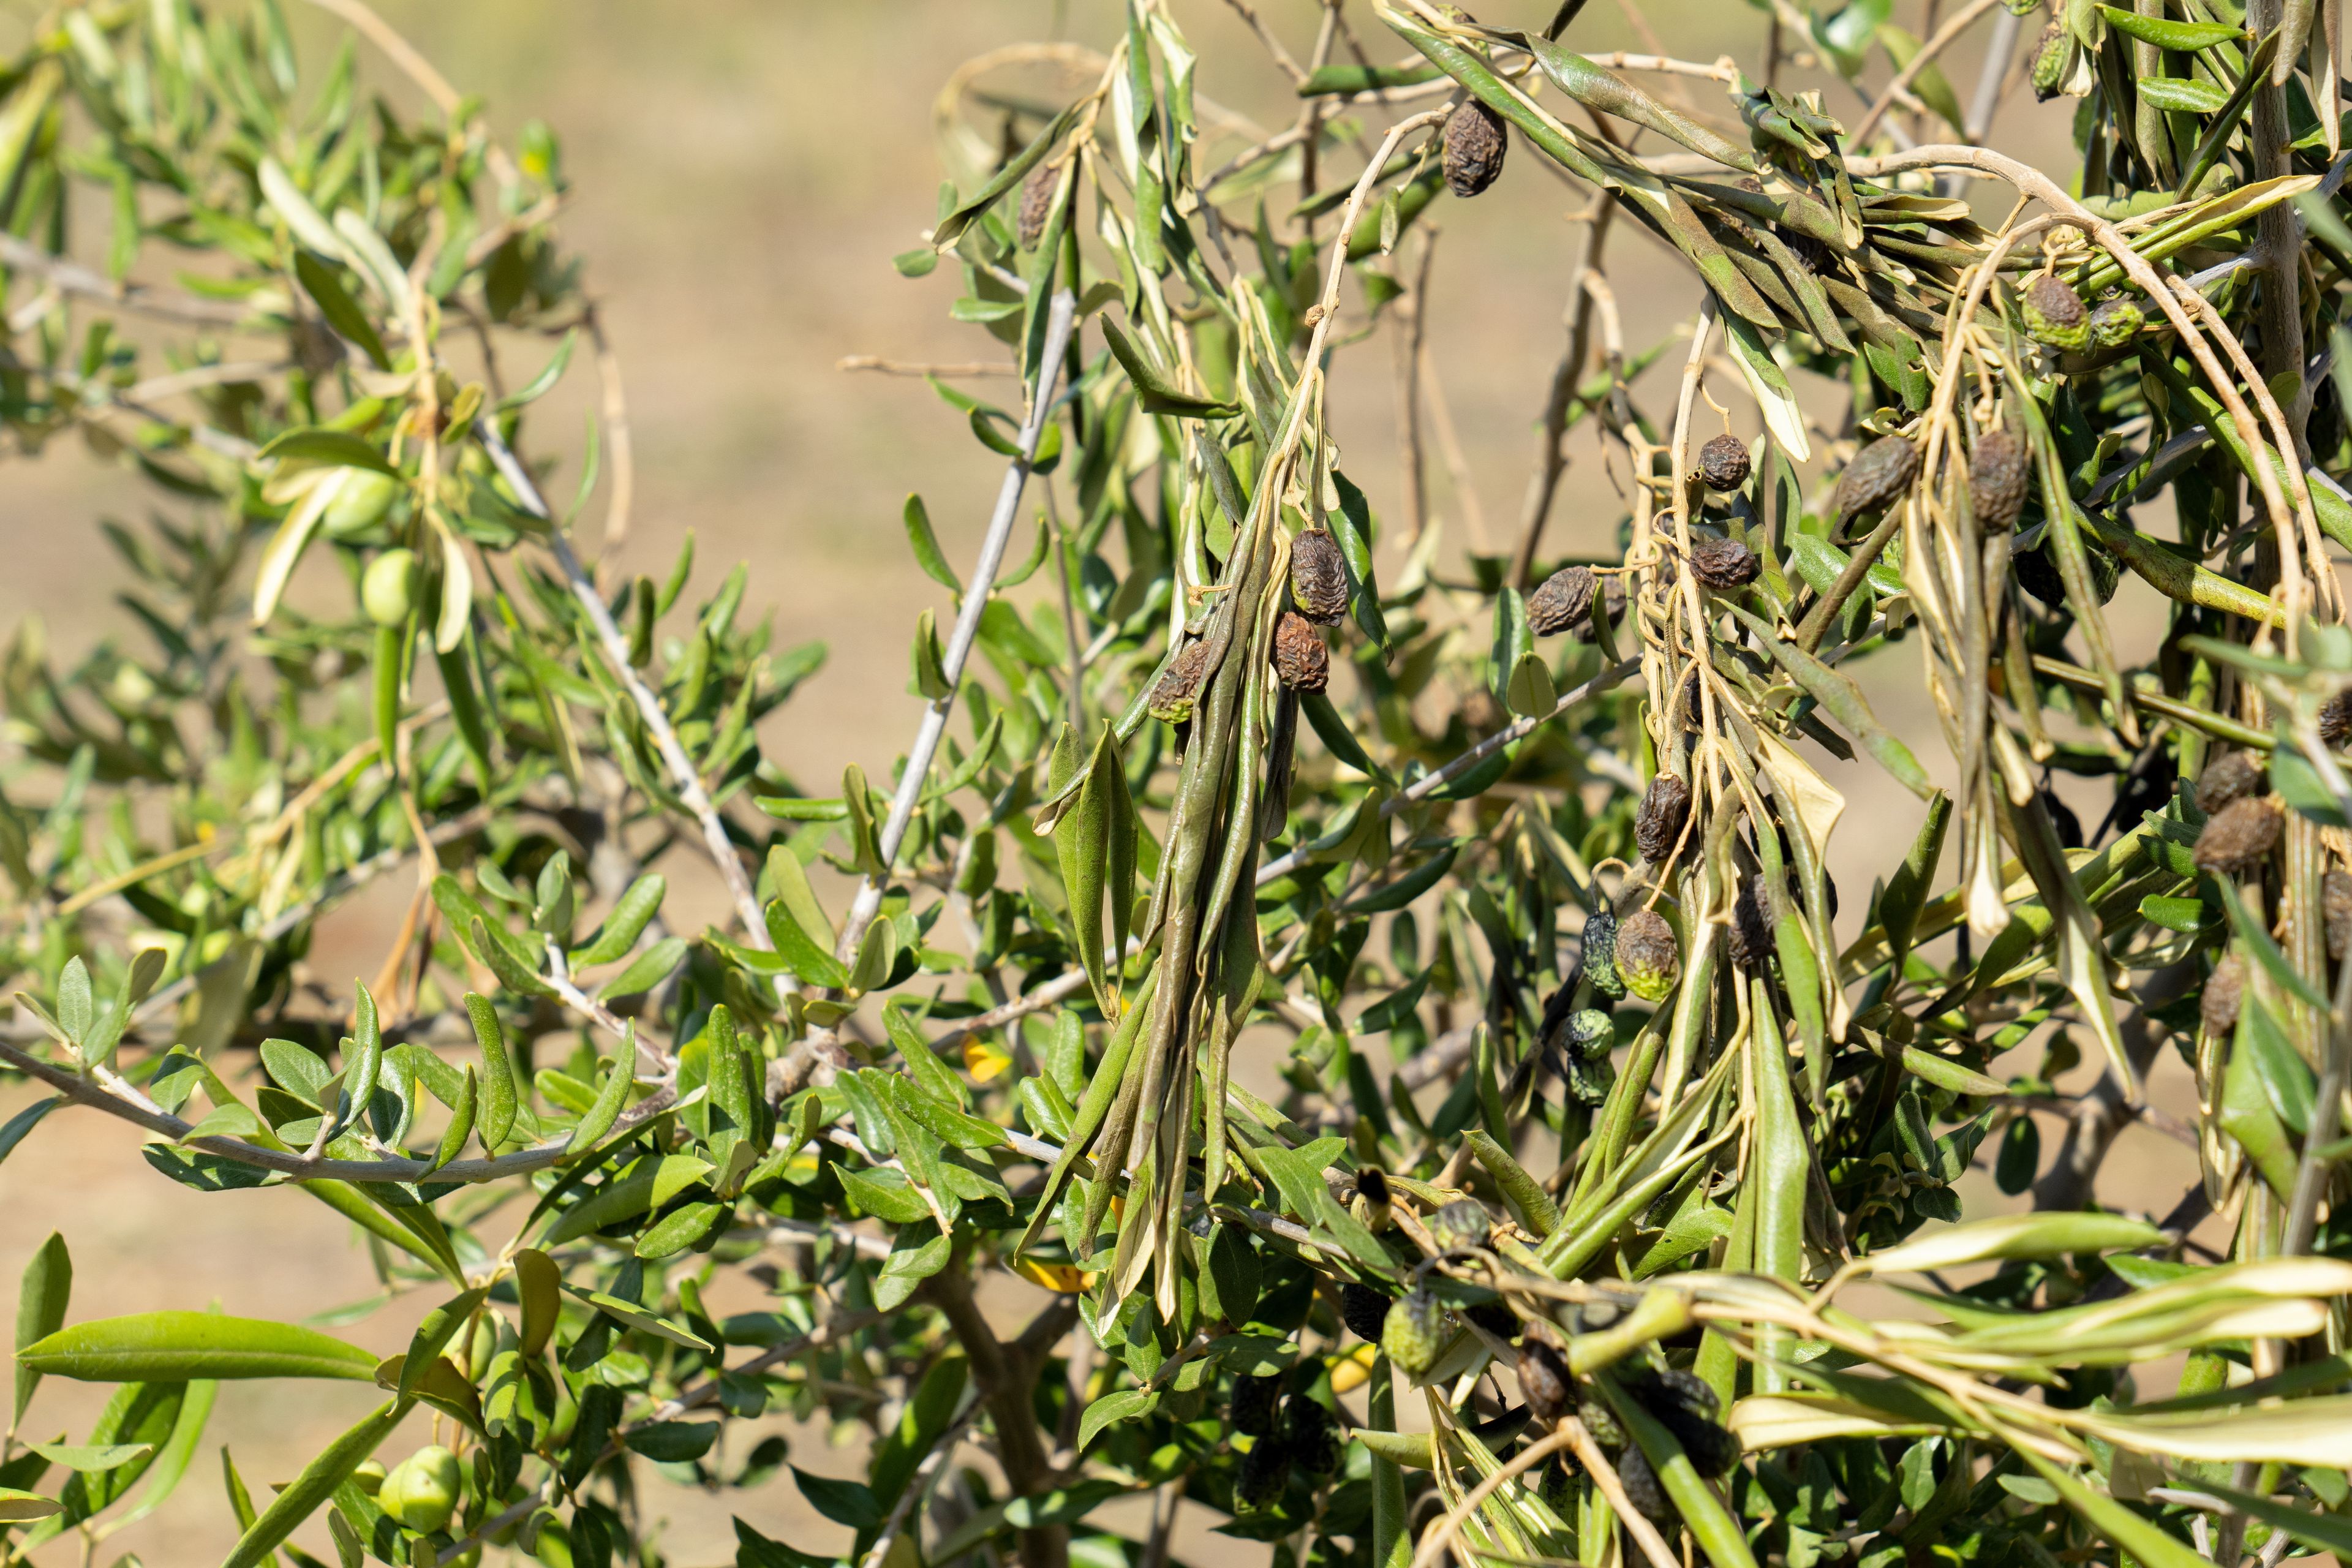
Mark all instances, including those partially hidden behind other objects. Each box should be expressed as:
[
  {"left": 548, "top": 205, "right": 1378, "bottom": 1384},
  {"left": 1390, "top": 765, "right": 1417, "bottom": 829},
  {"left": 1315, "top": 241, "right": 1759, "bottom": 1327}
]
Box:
[
  {"left": 2193, "top": 796, "right": 2283, "bottom": 877},
  {"left": 2323, "top": 689, "right": 2352, "bottom": 746},
  {"left": 1689, "top": 533, "right": 1760, "bottom": 590},
  {"left": 1232, "top": 1374, "right": 1283, "bottom": 1437},
  {"left": 1727, "top": 878, "right": 1772, "bottom": 970},
  {"left": 1234, "top": 1434, "right": 1291, "bottom": 1510},
  {"left": 1528, "top": 565, "right": 1597, "bottom": 636},
  {"left": 1626, "top": 1367, "right": 1737, "bottom": 1478},
  {"left": 2204, "top": 952, "right": 2246, "bottom": 1038},
  {"left": 1519, "top": 1341, "right": 1572, "bottom": 1426},
  {"left": 1566, "top": 1047, "right": 1616, "bottom": 1106},
  {"left": 1833, "top": 434, "right": 1920, "bottom": 519},
  {"left": 2016, "top": 540, "right": 2120, "bottom": 608},
  {"left": 2022, "top": 272, "right": 2091, "bottom": 352},
  {"left": 1442, "top": 101, "right": 1507, "bottom": 197},
  {"left": 1017, "top": 161, "right": 1057, "bottom": 250},
  {"left": 2194, "top": 752, "right": 2267, "bottom": 815},
  {"left": 2031, "top": 22, "right": 2076, "bottom": 101},
  {"left": 1968, "top": 427, "right": 2031, "bottom": 535},
  {"left": 1585, "top": 908, "right": 1626, "bottom": 999},
  {"left": 1148, "top": 640, "right": 1210, "bottom": 724},
  {"left": 2089, "top": 293, "right": 2143, "bottom": 347},
  {"left": 1614, "top": 909, "right": 1681, "bottom": 1002},
  {"left": 1635, "top": 774, "right": 1693, "bottom": 864},
  {"left": 1618, "top": 1441, "right": 1676, "bottom": 1523},
  {"left": 1382, "top": 1291, "right": 1450, "bottom": 1375},
  {"left": 1340, "top": 1282, "right": 1392, "bottom": 1342},
  {"left": 1286, "top": 1397, "right": 1341, "bottom": 1476},
  {"left": 1272, "top": 612, "right": 1330, "bottom": 693},
  {"left": 1567, "top": 1008, "right": 1614, "bottom": 1058},
  {"left": 1290, "top": 529, "right": 1350, "bottom": 624},
  {"left": 2328, "top": 870, "right": 2352, "bottom": 961},
  {"left": 1697, "top": 433, "right": 1751, "bottom": 491},
  {"left": 1428, "top": 1198, "right": 1494, "bottom": 1253}
]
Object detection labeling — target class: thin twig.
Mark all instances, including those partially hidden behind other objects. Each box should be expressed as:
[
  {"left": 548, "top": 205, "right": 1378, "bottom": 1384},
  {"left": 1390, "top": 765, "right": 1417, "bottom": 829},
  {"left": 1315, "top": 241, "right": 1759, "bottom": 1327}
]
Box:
[
  {"left": 1852, "top": 0, "right": 2003, "bottom": 143},
  {"left": 0, "top": 234, "right": 251, "bottom": 326},
  {"left": 1404, "top": 1427, "right": 1578, "bottom": 1568},
  {"left": 476, "top": 424, "right": 770, "bottom": 952},
  {"left": 1510, "top": 199, "right": 1617, "bottom": 589},
  {"left": 859, "top": 1409, "right": 980, "bottom": 1568},
  {"left": 1393, "top": 232, "right": 1436, "bottom": 549},
  {"left": 1555, "top": 1417, "right": 1680, "bottom": 1568},
  {"left": 838, "top": 356, "right": 1022, "bottom": 377},
  {"left": 584, "top": 307, "right": 638, "bottom": 575},
  {"left": 0, "top": 1030, "right": 674, "bottom": 1184},
  {"left": 1964, "top": 9, "right": 2024, "bottom": 141},
  {"left": 827, "top": 288, "right": 1079, "bottom": 967}
]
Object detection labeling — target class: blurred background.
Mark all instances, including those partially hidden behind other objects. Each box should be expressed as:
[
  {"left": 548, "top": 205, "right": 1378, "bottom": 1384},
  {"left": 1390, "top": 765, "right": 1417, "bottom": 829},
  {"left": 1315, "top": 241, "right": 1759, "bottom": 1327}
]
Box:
[{"left": 0, "top": 2, "right": 2127, "bottom": 1564}]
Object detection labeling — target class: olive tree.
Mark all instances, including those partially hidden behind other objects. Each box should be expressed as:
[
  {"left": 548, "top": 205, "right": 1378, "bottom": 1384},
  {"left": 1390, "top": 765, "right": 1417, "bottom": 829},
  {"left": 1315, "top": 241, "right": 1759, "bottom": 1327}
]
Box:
[{"left": 6, "top": 2, "right": 2352, "bottom": 1567}]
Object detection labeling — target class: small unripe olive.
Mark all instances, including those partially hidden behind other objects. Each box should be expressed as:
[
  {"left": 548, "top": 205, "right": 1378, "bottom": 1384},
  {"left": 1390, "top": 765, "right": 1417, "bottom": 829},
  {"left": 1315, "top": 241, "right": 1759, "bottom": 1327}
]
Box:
[
  {"left": 362, "top": 548, "right": 420, "bottom": 627},
  {"left": 351, "top": 1458, "right": 386, "bottom": 1495},
  {"left": 322, "top": 468, "right": 402, "bottom": 538},
  {"left": 378, "top": 1444, "right": 461, "bottom": 1534}
]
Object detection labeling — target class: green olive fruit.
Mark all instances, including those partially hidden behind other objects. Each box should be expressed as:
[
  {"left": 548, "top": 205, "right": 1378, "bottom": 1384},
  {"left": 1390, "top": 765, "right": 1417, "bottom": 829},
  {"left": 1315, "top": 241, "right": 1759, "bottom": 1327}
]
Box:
[
  {"left": 377, "top": 1444, "right": 461, "bottom": 1534},
  {"left": 362, "top": 548, "right": 420, "bottom": 627},
  {"left": 351, "top": 1458, "right": 386, "bottom": 1495},
  {"left": 322, "top": 468, "right": 402, "bottom": 538}
]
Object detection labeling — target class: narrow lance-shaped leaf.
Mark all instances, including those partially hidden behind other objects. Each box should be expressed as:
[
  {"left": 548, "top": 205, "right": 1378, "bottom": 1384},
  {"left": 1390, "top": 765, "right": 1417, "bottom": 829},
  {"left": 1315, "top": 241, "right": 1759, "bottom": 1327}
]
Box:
[
  {"left": 1727, "top": 605, "right": 1933, "bottom": 797},
  {"left": 18, "top": 1313, "right": 382, "bottom": 1382},
  {"left": 15, "top": 1230, "right": 69, "bottom": 1424},
  {"left": 220, "top": 1398, "right": 409, "bottom": 1568}
]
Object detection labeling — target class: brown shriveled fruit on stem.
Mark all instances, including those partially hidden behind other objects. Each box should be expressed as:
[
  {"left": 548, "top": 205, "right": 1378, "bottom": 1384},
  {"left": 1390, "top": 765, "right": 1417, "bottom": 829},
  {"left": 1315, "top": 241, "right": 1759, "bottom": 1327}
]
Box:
[
  {"left": 1148, "top": 639, "right": 1212, "bottom": 723},
  {"left": 2204, "top": 952, "right": 2247, "bottom": 1038},
  {"left": 1018, "top": 161, "right": 1057, "bottom": 250},
  {"left": 2322, "top": 688, "right": 2352, "bottom": 747},
  {"left": 1833, "top": 433, "right": 1920, "bottom": 520},
  {"left": 1518, "top": 1340, "right": 1572, "bottom": 1426},
  {"left": 1727, "top": 878, "right": 1772, "bottom": 969},
  {"left": 1697, "top": 432, "right": 1751, "bottom": 490},
  {"left": 2193, "top": 751, "right": 2267, "bottom": 814},
  {"left": 2192, "top": 796, "right": 2283, "bottom": 877},
  {"left": 1968, "top": 427, "right": 2031, "bottom": 535},
  {"left": 1442, "top": 101, "right": 1507, "bottom": 197},
  {"left": 1689, "top": 533, "right": 1761, "bottom": 589},
  {"left": 1289, "top": 529, "right": 1351, "bottom": 624},
  {"left": 2328, "top": 869, "right": 2352, "bottom": 961},
  {"left": 1635, "top": 774, "right": 1692, "bottom": 864},
  {"left": 1272, "top": 611, "right": 1330, "bottom": 693},
  {"left": 1528, "top": 565, "right": 1597, "bottom": 636}
]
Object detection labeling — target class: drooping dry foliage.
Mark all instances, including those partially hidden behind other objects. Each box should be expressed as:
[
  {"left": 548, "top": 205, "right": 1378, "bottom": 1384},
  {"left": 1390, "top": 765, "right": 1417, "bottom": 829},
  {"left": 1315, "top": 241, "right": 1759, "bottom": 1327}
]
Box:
[{"left": 9, "top": 3, "right": 2352, "bottom": 1568}]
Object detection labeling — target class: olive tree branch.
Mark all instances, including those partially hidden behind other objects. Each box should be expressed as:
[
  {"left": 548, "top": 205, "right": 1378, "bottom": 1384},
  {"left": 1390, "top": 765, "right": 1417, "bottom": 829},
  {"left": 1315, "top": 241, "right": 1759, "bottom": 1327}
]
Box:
[
  {"left": 0, "top": 1031, "right": 676, "bottom": 1184},
  {"left": 1850, "top": 0, "right": 2003, "bottom": 143},
  {"left": 476, "top": 425, "right": 771, "bottom": 953},
  {"left": 827, "top": 286, "right": 1080, "bottom": 968}
]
